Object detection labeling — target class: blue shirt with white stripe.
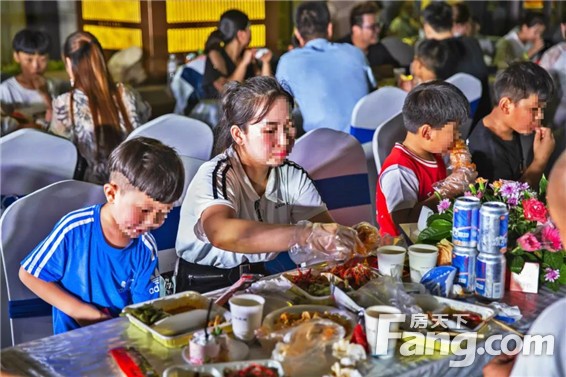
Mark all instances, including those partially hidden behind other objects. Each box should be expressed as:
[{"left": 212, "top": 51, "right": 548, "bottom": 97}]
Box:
[{"left": 21, "top": 204, "right": 161, "bottom": 334}]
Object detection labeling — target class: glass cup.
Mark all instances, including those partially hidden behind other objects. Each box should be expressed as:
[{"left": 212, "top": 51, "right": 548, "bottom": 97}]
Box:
[
  {"left": 364, "top": 305, "right": 404, "bottom": 358},
  {"left": 376, "top": 246, "right": 407, "bottom": 277},
  {"left": 228, "top": 294, "right": 265, "bottom": 341},
  {"left": 408, "top": 244, "right": 439, "bottom": 283}
]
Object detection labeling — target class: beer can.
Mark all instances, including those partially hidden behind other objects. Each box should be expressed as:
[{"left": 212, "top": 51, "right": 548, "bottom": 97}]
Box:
[
  {"left": 475, "top": 252, "right": 506, "bottom": 300},
  {"left": 452, "top": 196, "right": 480, "bottom": 247},
  {"left": 452, "top": 246, "right": 477, "bottom": 292},
  {"left": 478, "top": 202, "right": 509, "bottom": 254}
]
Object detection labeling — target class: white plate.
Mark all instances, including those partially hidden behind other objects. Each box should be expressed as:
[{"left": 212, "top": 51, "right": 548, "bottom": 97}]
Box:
[{"left": 182, "top": 337, "right": 250, "bottom": 364}]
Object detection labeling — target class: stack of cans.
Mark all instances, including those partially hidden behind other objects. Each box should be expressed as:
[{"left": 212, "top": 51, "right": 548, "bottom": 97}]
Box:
[
  {"left": 451, "top": 197, "right": 480, "bottom": 292},
  {"left": 451, "top": 198, "right": 509, "bottom": 300},
  {"left": 475, "top": 202, "right": 508, "bottom": 300}
]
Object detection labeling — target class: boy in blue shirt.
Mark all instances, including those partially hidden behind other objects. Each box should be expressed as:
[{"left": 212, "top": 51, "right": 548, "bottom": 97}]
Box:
[{"left": 19, "top": 137, "right": 185, "bottom": 334}]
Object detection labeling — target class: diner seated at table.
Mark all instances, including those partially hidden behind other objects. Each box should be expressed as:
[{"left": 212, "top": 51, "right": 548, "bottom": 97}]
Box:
[
  {"left": 376, "top": 81, "right": 474, "bottom": 237},
  {"left": 483, "top": 150, "right": 566, "bottom": 377},
  {"left": 0, "top": 29, "right": 58, "bottom": 135},
  {"left": 49, "top": 31, "right": 151, "bottom": 185},
  {"left": 467, "top": 61, "right": 555, "bottom": 189},
  {"left": 175, "top": 76, "right": 360, "bottom": 293},
  {"left": 201, "top": 9, "right": 272, "bottom": 100},
  {"left": 18, "top": 137, "right": 185, "bottom": 334}
]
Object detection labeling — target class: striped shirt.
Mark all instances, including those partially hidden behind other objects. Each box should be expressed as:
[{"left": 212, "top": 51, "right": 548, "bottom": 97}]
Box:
[
  {"left": 176, "top": 146, "right": 327, "bottom": 268},
  {"left": 21, "top": 204, "right": 160, "bottom": 334}
]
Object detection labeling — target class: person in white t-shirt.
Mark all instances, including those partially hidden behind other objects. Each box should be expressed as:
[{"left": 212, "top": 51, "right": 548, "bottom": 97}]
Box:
[
  {"left": 483, "top": 151, "right": 566, "bottom": 377},
  {"left": 175, "top": 76, "right": 361, "bottom": 292},
  {"left": 0, "top": 29, "right": 56, "bottom": 135}
]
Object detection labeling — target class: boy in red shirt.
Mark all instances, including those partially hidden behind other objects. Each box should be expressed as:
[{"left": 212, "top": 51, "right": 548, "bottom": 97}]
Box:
[{"left": 376, "top": 81, "right": 472, "bottom": 236}]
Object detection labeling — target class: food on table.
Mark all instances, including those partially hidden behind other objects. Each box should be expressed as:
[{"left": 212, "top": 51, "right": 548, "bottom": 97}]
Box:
[
  {"left": 353, "top": 222, "right": 379, "bottom": 254},
  {"left": 437, "top": 239, "right": 453, "bottom": 266},
  {"left": 329, "top": 362, "right": 363, "bottom": 377},
  {"left": 328, "top": 260, "right": 376, "bottom": 289},
  {"left": 286, "top": 269, "right": 332, "bottom": 297},
  {"left": 124, "top": 304, "right": 169, "bottom": 326},
  {"left": 272, "top": 310, "right": 352, "bottom": 334},
  {"left": 166, "top": 303, "right": 199, "bottom": 315},
  {"left": 449, "top": 139, "right": 476, "bottom": 171},
  {"left": 108, "top": 346, "right": 158, "bottom": 377},
  {"left": 223, "top": 364, "right": 280, "bottom": 377}
]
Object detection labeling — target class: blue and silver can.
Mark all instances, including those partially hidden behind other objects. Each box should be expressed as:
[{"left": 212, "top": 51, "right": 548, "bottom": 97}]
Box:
[
  {"left": 475, "top": 252, "right": 506, "bottom": 300},
  {"left": 452, "top": 196, "right": 480, "bottom": 247},
  {"left": 452, "top": 246, "right": 477, "bottom": 292},
  {"left": 478, "top": 202, "right": 509, "bottom": 254}
]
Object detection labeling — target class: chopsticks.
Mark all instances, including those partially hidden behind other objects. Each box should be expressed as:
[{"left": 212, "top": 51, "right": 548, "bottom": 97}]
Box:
[{"left": 490, "top": 318, "right": 524, "bottom": 338}]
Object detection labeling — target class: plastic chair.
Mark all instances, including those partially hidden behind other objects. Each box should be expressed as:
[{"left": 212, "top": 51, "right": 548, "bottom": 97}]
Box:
[
  {"left": 0, "top": 180, "right": 105, "bottom": 346},
  {"left": 126, "top": 114, "right": 213, "bottom": 160},
  {"left": 153, "top": 156, "right": 205, "bottom": 276},
  {"left": 372, "top": 112, "right": 407, "bottom": 174},
  {"left": 380, "top": 36, "right": 415, "bottom": 67},
  {"left": 446, "top": 73, "right": 482, "bottom": 137},
  {"left": 171, "top": 56, "right": 206, "bottom": 115},
  {"left": 0, "top": 129, "right": 77, "bottom": 198}
]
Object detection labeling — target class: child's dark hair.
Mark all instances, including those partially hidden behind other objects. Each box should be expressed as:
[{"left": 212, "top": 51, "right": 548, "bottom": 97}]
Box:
[
  {"left": 205, "top": 9, "right": 249, "bottom": 52},
  {"left": 422, "top": 2, "right": 453, "bottom": 33},
  {"left": 520, "top": 11, "right": 546, "bottom": 28},
  {"left": 452, "top": 2, "right": 471, "bottom": 25},
  {"left": 415, "top": 39, "right": 459, "bottom": 80},
  {"left": 295, "top": 1, "right": 331, "bottom": 41},
  {"left": 12, "top": 29, "right": 51, "bottom": 55},
  {"left": 108, "top": 137, "right": 185, "bottom": 204},
  {"left": 214, "top": 76, "right": 294, "bottom": 155},
  {"left": 403, "top": 80, "right": 469, "bottom": 134},
  {"left": 493, "top": 61, "right": 554, "bottom": 103},
  {"left": 350, "top": 1, "right": 381, "bottom": 28}
]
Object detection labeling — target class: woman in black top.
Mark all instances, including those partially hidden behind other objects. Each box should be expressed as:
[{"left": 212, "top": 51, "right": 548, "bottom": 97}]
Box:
[{"left": 202, "top": 9, "right": 272, "bottom": 99}]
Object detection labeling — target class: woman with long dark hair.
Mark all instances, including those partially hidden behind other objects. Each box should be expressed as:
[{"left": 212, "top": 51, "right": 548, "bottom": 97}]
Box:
[
  {"left": 50, "top": 31, "right": 150, "bottom": 184},
  {"left": 202, "top": 9, "right": 272, "bottom": 99}
]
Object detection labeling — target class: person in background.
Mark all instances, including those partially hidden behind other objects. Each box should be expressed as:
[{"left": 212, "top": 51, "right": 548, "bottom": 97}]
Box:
[
  {"left": 337, "top": 1, "right": 400, "bottom": 68},
  {"left": 400, "top": 38, "right": 459, "bottom": 91},
  {"left": 467, "top": 62, "right": 555, "bottom": 188},
  {"left": 176, "top": 76, "right": 360, "bottom": 293},
  {"left": 451, "top": 2, "right": 473, "bottom": 37},
  {"left": 376, "top": 81, "right": 472, "bottom": 236},
  {"left": 421, "top": 1, "right": 491, "bottom": 127},
  {"left": 494, "top": 12, "right": 546, "bottom": 69},
  {"left": 50, "top": 31, "right": 151, "bottom": 185},
  {"left": 201, "top": 9, "right": 272, "bottom": 100},
  {"left": 0, "top": 29, "right": 57, "bottom": 135},
  {"left": 483, "top": 150, "right": 566, "bottom": 377},
  {"left": 19, "top": 137, "right": 185, "bottom": 334},
  {"left": 387, "top": 1, "right": 420, "bottom": 41},
  {"left": 276, "top": 1, "right": 374, "bottom": 133}
]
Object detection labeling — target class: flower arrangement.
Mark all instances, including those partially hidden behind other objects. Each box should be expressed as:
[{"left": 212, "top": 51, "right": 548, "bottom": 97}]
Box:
[{"left": 418, "top": 176, "right": 566, "bottom": 292}]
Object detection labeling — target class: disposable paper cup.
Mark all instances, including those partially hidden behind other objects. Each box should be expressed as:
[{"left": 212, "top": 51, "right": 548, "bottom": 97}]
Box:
[
  {"left": 228, "top": 294, "right": 265, "bottom": 341},
  {"left": 364, "top": 305, "right": 403, "bottom": 358},
  {"left": 377, "top": 246, "right": 407, "bottom": 277},
  {"left": 408, "top": 244, "right": 439, "bottom": 283}
]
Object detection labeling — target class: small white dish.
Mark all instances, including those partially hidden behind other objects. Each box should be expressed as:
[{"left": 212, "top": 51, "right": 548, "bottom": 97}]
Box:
[{"left": 182, "top": 337, "right": 249, "bottom": 364}]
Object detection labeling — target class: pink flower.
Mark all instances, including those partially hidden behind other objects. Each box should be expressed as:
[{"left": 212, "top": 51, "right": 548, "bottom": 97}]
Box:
[
  {"left": 437, "top": 199, "right": 451, "bottom": 214},
  {"left": 522, "top": 199, "right": 548, "bottom": 223},
  {"left": 541, "top": 226, "right": 562, "bottom": 252},
  {"left": 544, "top": 268, "right": 560, "bottom": 283},
  {"left": 517, "top": 233, "right": 541, "bottom": 252}
]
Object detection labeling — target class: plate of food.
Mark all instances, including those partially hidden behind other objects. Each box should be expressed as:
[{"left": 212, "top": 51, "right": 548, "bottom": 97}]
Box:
[
  {"left": 262, "top": 305, "right": 356, "bottom": 336},
  {"left": 163, "top": 360, "right": 284, "bottom": 377},
  {"left": 282, "top": 268, "right": 334, "bottom": 304}
]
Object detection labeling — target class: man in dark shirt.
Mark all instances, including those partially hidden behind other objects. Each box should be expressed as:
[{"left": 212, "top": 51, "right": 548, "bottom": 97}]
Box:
[
  {"left": 337, "top": 2, "right": 400, "bottom": 68},
  {"left": 468, "top": 62, "right": 555, "bottom": 188},
  {"left": 422, "top": 1, "right": 491, "bottom": 128}
]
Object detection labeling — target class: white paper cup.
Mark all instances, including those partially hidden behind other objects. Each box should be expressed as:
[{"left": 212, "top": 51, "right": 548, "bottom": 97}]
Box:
[
  {"left": 364, "top": 305, "right": 404, "bottom": 358},
  {"left": 377, "top": 246, "right": 406, "bottom": 277},
  {"left": 408, "top": 244, "right": 439, "bottom": 283},
  {"left": 228, "top": 294, "right": 265, "bottom": 341}
]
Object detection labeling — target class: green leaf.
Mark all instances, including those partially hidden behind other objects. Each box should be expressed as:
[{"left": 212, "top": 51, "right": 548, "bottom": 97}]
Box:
[
  {"left": 426, "top": 213, "right": 453, "bottom": 227},
  {"left": 523, "top": 252, "right": 538, "bottom": 262},
  {"left": 539, "top": 175, "right": 548, "bottom": 198},
  {"left": 417, "top": 225, "right": 452, "bottom": 244},
  {"left": 545, "top": 280, "right": 560, "bottom": 292},
  {"left": 543, "top": 250, "right": 563, "bottom": 270},
  {"left": 508, "top": 255, "right": 525, "bottom": 274},
  {"left": 559, "top": 265, "right": 566, "bottom": 285}
]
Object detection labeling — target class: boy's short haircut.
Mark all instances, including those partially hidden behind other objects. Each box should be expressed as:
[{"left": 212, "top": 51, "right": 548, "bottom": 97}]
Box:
[
  {"left": 493, "top": 61, "right": 554, "bottom": 103},
  {"left": 108, "top": 137, "right": 185, "bottom": 204},
  {"left": 295, "top": 1, "right": 330, "bottom": 41},
  {"left": 422, "top": 2, "right": 453, "bottom": 33},
  {"left": 452, "top": 2, "right": 471, "bottom": 24},
  {"left": 520, "top": 11, "right": 546, "bottom": 28},
  {"left": 350, "top": 1, "right": 381, "bottom": 28},
  {"left": 12, "top": 29, "right": 51, "bottom": 55},
  {"left": 415, "top": 39, "right": 459, "bottom": 80},
  {"left": 402, "top": 80, "right": 469, "bottom": 134}
]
